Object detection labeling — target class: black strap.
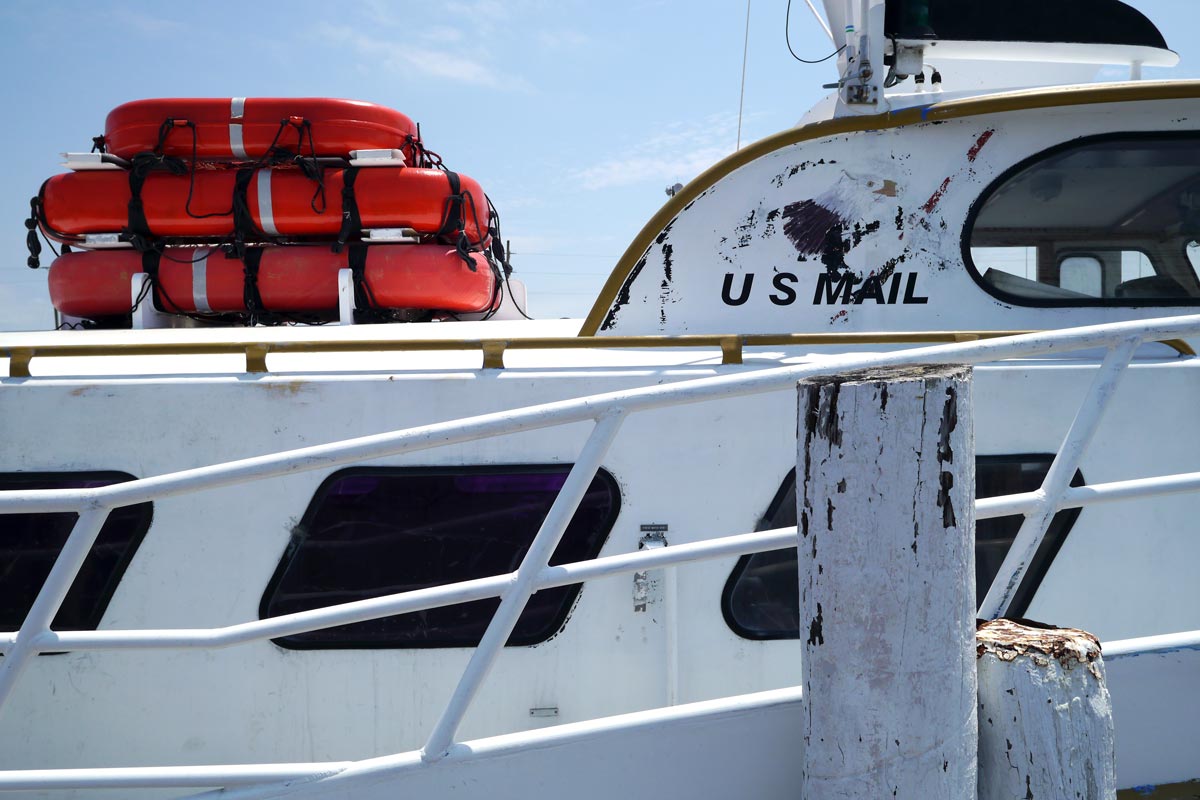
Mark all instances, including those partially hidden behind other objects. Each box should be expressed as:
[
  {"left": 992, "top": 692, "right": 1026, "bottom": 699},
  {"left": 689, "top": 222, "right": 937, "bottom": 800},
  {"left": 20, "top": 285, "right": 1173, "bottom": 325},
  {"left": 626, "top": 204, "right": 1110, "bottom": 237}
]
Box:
[
  {"left": 154, "top": 118, "right": 193, "bottom": 154},
  {"left": 294, "top": 155, "right": 328, "bottom": 215},
  {"left": 242, "top": 247, "right": 266, "bottom": 323},
  {"left": 436, "top": 170, "right": 479, "bottom": 272},
  {"left": 91, "top": 135, "right": 107, "bottom": 154},
  {"left": 347, "top": 244, "right": 377, "bottom": 310},
  {"left": 333, "top": 167, "right": 361, "bottom": 253},
  {"left": 121, "top": 149, "right": 188, "bottom": 252},
  {"left": 436, "top": 170, "right": 464, "bottom": 240},
  {"left": 139, "top": 250, "right": 162, "bottom": 312},
  {"left": 25, "top": 197, "right": 42, "bottom": 269},
  {"left": 123, "top": 158, "right": 156, "bottom": 252},
  {"left": 230, "top": 167, "right": 264, "bottom": 258}
]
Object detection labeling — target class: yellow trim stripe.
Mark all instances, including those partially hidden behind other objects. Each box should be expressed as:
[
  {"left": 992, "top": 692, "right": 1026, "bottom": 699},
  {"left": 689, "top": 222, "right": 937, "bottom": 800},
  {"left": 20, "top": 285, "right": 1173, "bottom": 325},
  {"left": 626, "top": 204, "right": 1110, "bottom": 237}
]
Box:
[{"left": 578, "top": 80, "right": 1200, "bottom": 336}]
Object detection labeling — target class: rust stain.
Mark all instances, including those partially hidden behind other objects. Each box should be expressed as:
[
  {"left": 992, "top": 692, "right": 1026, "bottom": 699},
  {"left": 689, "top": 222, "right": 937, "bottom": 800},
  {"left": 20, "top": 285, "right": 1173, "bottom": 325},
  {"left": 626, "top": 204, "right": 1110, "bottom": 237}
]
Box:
[
  {"left": 263, "top": 380, "right": 307, "bottom": 397},
  {"left": 967, "top": 129, "right": 995, "bottom": 162}
]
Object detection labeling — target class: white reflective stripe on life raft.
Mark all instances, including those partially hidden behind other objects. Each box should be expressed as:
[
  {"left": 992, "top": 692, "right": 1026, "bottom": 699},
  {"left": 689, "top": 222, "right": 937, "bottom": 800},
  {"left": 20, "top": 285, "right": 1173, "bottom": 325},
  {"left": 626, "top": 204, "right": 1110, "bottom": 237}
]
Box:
[
  {"left": 229, "top": 97, "right": 248, "bottom": 159},
  {"left": 257, "top": 170, "right": 280, "bottom": 236},
  {"left": 192, "top": 248, "right": 212, "bottom": 313}
]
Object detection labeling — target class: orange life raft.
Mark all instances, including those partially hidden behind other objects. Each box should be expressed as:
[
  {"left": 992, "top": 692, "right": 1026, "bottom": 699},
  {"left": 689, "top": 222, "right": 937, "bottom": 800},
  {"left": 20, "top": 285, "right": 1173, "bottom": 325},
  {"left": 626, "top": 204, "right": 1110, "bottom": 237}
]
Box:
[
  {"left": 49, "top": 245, "right": 497, "bottom": 318},
  {"left": 104, "top": 98, "right": 419, "bottom": 162},
  {"left": 38, "top": 167, "right": 490, "bottom": 245}
]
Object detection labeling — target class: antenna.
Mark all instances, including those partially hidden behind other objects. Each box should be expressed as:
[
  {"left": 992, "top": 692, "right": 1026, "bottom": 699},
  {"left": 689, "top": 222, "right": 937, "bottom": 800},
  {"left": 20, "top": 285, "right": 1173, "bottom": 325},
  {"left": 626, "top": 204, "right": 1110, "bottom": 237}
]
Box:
[
  {"left": 804, "top": 0, "right": 834, "bottom": 43},
  {"left": 736, "top": 0, "right": 751, "bottom": 151}
]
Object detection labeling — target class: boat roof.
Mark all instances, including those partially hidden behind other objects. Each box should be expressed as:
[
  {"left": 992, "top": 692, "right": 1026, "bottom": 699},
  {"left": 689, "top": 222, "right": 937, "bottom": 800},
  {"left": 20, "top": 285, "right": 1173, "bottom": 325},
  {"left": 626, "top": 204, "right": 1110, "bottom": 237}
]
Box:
[{"left": 580, "top": 79, "right": 1200, "bottom": 336}]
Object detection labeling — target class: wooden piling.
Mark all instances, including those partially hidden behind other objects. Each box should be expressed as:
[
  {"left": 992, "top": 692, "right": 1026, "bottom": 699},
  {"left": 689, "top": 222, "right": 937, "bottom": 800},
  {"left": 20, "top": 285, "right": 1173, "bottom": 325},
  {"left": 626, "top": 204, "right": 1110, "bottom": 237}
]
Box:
[
  {"left": 797, "top": 366, "right": 977, "bottom": 799},
  {"left": 977, "top": 619, "right": 1115, "bottom": 800}
]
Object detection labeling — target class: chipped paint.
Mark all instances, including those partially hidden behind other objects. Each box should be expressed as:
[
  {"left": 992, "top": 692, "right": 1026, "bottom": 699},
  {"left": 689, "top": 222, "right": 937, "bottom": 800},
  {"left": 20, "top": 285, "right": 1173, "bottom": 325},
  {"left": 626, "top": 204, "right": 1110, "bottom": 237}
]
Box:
[
  {"left": 807, "top": 602, "right": 824, "bottom": 646},
  {"left": 967, "top": 129, "right": 996, "bottom": 162},
  {"left": 921, "top": 176, "right": 953, "bottom": 214},
  {"left": 658, "top": 242, "right": 675, "bottom": 325},
  {"left": 770, "top": 158, "right": 835, "bottom": 188},
  {"left": 976, "top": 619, "right": 1102, "bottom": 670},
  {"left": 600, "top": 254, "right": 648, "bottom": 332}
]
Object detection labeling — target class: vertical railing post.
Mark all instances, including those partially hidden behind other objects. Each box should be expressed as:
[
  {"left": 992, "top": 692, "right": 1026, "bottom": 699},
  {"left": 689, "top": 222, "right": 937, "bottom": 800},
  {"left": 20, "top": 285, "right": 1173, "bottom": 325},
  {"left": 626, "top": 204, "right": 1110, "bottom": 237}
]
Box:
[
  {"left": 979, "top": 336, "right": 1140, "bottom": 619},
  {"left": 0, "top": 506, "right": 110, "bottom": 713},
  {"left": 421, "top": 410, "right": 627, "bottom": 761},
  {"left": 798, "top": 365, "right": 977, "bottom": 798}
]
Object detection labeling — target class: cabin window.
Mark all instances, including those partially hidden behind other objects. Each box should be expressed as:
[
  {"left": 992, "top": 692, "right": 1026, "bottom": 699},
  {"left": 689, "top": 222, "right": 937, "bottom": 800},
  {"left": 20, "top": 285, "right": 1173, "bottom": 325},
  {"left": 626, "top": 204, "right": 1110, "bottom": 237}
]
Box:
[
  {"left": 261, "top": 466, "right": 620, "bottom": 649},
  {"left": 966, "top": 135, "right": 1200, "bottom": 305},
  {"left": 721, "top": 456, "right": 1083, "bottom": 640},
  {"left": 0, "top": 472, "right": 152, "bottom": 634}
]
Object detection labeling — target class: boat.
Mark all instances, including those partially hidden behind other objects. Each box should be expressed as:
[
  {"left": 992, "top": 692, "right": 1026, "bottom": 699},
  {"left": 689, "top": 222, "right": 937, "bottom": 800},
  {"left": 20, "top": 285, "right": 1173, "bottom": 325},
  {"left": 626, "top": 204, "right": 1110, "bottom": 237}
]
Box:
[{"left": 1, "top": 1, "right": 1198, "bottom": 797}]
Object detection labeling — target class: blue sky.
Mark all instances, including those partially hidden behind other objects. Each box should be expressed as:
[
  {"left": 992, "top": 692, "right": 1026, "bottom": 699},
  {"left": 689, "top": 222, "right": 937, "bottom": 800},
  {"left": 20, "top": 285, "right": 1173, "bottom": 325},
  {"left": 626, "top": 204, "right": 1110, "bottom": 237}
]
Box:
[{"left": 1, "top": 0, "right": 1195, "bottom": 331}]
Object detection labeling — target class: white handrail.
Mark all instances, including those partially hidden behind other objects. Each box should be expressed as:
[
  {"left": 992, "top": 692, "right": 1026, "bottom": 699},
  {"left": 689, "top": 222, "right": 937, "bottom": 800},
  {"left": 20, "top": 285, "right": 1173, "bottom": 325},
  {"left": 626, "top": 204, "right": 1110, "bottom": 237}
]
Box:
[
  {"left": 1, "top": 315, "right": 1198, "bottom": 516},
  {"left": 976, "top": 470, "right": 1200, "bottom": 518},
  {"left": 2, "top": 314, "right": 1200, "bottom": 793}
]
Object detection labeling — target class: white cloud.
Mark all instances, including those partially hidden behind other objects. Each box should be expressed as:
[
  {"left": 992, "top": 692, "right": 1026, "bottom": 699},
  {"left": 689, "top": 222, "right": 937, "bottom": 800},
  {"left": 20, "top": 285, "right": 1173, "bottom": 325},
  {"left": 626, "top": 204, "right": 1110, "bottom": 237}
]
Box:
[
  {"left": 444, "top": 0, "right": 510, "bottom": 22},
  {"left": 571, "top": 113, "right": 744, "bottom": 190},
  {"left": 536, "top": 28, "right": 589, "bottom": 50},
  {"left": 109, "top": 8, "right": 183, "bottom": 35},
  {"left": 325, "top": 26, "right": 530, "bottom": 91}
]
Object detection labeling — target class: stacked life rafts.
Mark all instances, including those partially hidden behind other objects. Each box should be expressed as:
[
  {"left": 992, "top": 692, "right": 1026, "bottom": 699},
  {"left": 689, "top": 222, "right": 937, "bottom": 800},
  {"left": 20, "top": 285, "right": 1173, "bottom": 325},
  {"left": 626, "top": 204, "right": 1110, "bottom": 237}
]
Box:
[{"left": 27, "top": 98, "right": 505, "bottom": 324}]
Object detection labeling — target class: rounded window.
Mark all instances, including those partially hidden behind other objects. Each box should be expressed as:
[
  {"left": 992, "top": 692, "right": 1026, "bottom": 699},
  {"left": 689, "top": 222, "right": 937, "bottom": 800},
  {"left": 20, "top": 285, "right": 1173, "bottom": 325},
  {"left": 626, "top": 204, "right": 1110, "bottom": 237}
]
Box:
[{"left": 965, "top": 135, "right": 1200, "bottom": 306}]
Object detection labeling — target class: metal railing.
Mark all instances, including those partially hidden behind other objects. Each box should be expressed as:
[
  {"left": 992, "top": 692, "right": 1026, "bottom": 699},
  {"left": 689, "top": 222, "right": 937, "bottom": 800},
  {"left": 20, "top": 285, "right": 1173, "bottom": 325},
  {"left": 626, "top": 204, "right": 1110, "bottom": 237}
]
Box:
[
  {"left": 2, "top": 329, "right": 1045, "bottom": 376},
  {"left": 4, "top": 329, "right": 1194, "bottom": 376},
  {"left": 3, "top": 314, "right": 1200, "bottom": 792}
]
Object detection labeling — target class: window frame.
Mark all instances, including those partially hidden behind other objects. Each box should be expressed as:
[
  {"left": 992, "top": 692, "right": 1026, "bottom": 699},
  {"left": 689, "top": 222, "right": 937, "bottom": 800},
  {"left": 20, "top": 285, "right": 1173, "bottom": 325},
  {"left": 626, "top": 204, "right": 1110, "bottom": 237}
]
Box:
[
  {"left": 962, "top": 131, "right": 1200, "bottom": 308},
  {"left": 259, "top": 464, "right": 621, "bottom": 651},
  {"left": 720, "top": 455, "right": 1084, "bottom": 641},
  {"left": 0, "top": 471, "right": 153, "bottom": 638}
]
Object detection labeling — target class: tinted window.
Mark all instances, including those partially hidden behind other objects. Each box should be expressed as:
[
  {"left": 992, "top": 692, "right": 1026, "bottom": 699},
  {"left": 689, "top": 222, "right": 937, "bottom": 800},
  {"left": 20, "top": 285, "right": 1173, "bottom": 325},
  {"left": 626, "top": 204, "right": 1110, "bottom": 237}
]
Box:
[
  {"left": 0, "top": 472, "right": 152, "bottom": 633},
  {"left": 722, "top": 456, "right": 1082, "bottom": 639},
  {"left": 968, "top": 135, "right": 1200, "bottom": 304},
  {"left": 262, "top": 466, "right": 620, "bottom": 649}
]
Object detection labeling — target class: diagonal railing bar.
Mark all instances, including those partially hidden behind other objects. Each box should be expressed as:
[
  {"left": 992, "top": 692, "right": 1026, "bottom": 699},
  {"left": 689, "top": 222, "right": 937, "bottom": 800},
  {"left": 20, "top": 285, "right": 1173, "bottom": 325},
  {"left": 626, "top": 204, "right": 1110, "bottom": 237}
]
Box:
[
  {"left": 0, "top": 508, "right": 109, "bottom": 712},
  {"left": 978, "top": 335, "right": 1141, "bottom": 619},
  {"left": 422, "top": 410, "right": 626, "bottom": 761}
]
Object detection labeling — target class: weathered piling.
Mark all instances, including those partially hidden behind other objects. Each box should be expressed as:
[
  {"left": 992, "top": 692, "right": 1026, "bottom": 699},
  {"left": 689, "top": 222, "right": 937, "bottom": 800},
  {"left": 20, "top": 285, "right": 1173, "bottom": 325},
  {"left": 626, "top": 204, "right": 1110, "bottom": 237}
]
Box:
[
  {"left": 798, "top": 366, "right": 977, "bottom": 799},
  {"left": 977, "top": 619, "right": 1115, "bottom": 800}
]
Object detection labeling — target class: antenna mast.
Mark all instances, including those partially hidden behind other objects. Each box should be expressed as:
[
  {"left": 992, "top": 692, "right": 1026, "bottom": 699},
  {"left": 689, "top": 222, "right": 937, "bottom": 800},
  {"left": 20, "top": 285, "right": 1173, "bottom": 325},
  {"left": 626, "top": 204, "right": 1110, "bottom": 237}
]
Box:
[{"left": 736, "top": 0, "right": 751, "bottom": 150}]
